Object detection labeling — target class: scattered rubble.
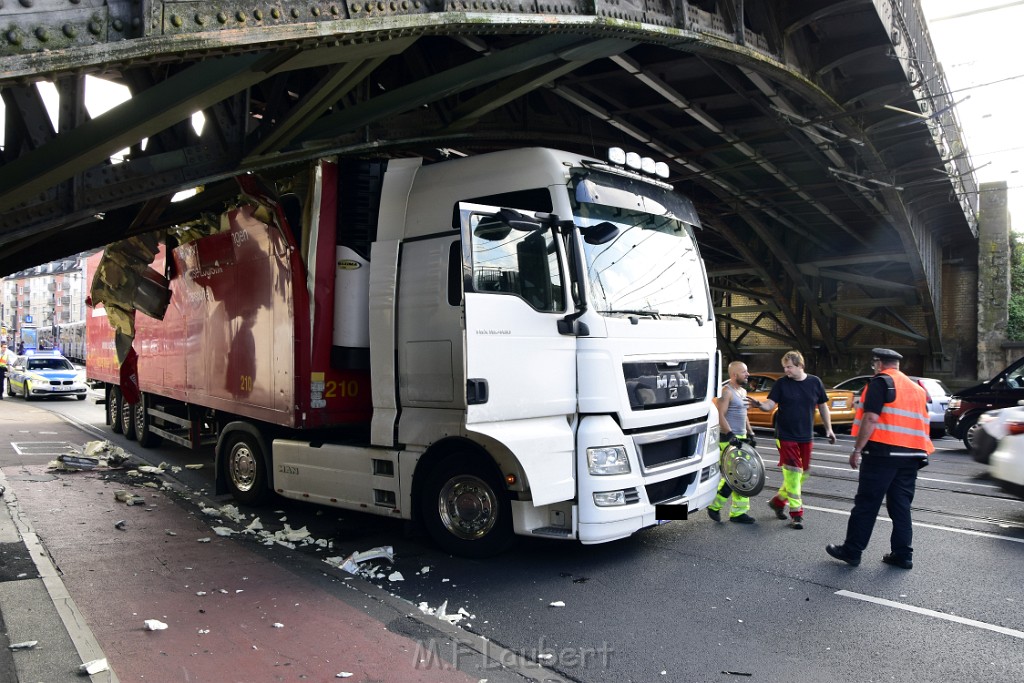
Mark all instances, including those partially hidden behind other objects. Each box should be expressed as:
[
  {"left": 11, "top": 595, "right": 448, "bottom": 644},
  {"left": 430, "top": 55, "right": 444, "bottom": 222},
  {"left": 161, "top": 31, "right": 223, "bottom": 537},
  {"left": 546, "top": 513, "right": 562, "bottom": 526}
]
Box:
[
  {"left": 79, "top": 658, "right": 110, "bottom": 675},
  {"left": 144, "top": 619, "right": 168, "bottom": 631},
  {"left": 114, "top": 490, "right": 146, "bottom": 506},
  {"left": 8, "top": 640, "right": 38, "bottom": 650}
]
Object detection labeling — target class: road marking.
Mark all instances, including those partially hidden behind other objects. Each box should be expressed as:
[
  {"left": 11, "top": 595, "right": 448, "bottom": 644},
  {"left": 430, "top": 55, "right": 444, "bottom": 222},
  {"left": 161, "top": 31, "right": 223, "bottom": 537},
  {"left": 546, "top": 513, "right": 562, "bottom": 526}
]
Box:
[
  {"left": 10, "top": 441, "right": 79, "bottom": 456},
  {"left": 804, "top": 504, "right": 1024, "bottom": 541},
  {"left": 803, "top": 463, "right": 1001, "bottom": 490},
  {"left": 836, "top": 590, "right": 1024, "bottom": 640}
]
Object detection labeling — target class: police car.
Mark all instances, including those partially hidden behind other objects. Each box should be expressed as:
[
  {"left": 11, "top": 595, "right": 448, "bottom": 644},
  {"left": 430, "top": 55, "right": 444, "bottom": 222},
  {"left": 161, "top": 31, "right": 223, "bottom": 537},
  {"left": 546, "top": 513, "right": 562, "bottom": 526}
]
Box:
[{"left": 6, "top": 351, "right": 88, "bottom": 400}]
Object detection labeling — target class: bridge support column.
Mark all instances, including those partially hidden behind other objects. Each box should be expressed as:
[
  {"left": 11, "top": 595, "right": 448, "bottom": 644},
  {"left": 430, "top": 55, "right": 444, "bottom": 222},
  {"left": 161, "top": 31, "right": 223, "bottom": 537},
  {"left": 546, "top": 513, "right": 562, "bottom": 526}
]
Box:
[{"left": 977, "top": 181, "right": 1011, "bottom": 381}]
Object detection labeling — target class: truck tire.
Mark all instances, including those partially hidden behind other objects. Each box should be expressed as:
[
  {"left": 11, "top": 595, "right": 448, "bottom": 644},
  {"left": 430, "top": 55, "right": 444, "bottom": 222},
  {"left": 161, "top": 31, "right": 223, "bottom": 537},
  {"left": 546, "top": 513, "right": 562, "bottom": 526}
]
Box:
[
  {"left": 120, "top": 397, "right": 137, "bottom": 441},
  {"left": 420, "top": 453, "right": 514, "bottom": 557},
  {"left": 222, "top": 431, "right": 271, "bottom": 505},
  {"left": 108, "top": 388, "right": 123, "bottom": 434},
  {"left": 134, "top": 393, "right": 163, "bottom": 448}
]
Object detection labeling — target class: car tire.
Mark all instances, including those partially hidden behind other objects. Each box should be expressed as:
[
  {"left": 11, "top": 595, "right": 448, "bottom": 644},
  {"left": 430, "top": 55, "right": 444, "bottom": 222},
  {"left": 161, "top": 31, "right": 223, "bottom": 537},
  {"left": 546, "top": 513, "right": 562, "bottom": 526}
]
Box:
[
  {"left": 22, "top": 382, "right": 32, "bottom": 401},
  {"left": 961, "top": 415, "right": 980, "bottom": 451}
]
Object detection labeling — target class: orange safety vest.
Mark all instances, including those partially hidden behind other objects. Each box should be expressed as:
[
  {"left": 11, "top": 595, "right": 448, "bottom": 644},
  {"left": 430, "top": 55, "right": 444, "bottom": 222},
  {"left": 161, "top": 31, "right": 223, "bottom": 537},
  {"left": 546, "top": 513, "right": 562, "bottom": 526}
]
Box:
[{"left": 852, "top": 368, "right": 934, "bottom": 454}]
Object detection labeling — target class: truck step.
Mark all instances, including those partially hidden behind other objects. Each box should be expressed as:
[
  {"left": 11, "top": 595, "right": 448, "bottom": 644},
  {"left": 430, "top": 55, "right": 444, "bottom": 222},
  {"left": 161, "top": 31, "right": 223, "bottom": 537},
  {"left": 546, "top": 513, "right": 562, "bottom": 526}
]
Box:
[{"left": 531, "top": 526, "right": 574, "bottom": 538}]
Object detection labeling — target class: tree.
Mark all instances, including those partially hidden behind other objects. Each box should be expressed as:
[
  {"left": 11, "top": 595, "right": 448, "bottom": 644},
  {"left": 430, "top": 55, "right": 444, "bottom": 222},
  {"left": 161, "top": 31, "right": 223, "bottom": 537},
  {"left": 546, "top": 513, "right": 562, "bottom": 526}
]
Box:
[{"left": 1008, "top": 234, "right": 1024, "bottom": 341}]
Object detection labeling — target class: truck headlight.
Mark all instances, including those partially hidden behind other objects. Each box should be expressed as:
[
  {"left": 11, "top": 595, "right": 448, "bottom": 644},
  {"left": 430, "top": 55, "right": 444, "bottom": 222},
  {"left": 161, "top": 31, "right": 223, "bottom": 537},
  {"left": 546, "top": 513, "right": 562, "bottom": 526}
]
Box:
[
  {"left": 587, "top": 446, "right": 631, "bottom": 475},
  {"left": 707, "top": 424, "right": 720, "bottom": 453}
]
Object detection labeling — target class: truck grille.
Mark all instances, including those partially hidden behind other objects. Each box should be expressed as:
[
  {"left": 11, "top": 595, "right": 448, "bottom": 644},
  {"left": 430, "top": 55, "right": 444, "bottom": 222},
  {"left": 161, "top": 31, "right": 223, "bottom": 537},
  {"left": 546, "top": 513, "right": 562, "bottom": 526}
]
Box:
[
  {"left": 638, "top": 435, "right": 698, "bottom": 469},
  {"left": 645, "top": 473, "right": 696, "bottom": 505}
]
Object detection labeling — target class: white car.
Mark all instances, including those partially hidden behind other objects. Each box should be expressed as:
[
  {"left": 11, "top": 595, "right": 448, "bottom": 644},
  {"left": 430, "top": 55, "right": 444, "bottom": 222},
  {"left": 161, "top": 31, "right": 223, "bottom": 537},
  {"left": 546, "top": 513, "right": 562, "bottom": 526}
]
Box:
[
  {"left": 6, "top": 352, "right": 89, "bottom": 400},
  {"left": 989, "top": 405, "right": 1024, "bottom": 499}
]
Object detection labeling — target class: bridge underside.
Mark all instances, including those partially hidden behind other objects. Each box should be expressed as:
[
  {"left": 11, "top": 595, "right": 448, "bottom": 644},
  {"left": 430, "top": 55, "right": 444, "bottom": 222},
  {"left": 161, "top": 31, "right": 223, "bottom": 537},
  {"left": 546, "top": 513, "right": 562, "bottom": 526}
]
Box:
[{"left": 0, "top": 1, "right": 978, "bottom": 373}]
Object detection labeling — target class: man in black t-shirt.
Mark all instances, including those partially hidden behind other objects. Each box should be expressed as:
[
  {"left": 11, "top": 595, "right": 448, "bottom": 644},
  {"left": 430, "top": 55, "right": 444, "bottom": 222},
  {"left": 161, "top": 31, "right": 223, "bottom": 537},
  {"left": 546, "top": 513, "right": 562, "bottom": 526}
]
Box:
[{"left": 748, "top": 350, "right": 835, "bottom": 529}]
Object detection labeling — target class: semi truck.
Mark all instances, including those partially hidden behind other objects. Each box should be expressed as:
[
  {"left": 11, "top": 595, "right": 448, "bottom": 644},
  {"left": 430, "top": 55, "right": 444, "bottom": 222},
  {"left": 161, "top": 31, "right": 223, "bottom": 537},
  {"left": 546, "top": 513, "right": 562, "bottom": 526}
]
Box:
[{"left": 86, "top": 147, "right": 722, "bottom": 556}]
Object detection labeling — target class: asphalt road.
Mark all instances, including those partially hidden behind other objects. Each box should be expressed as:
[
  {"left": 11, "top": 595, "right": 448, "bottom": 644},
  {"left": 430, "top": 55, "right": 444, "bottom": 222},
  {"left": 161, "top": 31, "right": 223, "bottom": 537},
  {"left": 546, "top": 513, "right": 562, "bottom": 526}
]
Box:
[{"left": 17, "top": 394, "right": 1024, "bottom": 682}]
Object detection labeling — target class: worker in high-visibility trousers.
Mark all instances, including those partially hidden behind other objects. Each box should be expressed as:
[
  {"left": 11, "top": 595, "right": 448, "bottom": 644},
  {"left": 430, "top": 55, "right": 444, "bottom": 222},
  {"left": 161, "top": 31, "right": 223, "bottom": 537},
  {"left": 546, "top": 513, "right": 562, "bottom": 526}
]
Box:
[
  {"left": 708, "top": 360, "right": 757, "bottom": 524},
  {"left": 748, "top": 350, "right": 835, "bottom": 529}
]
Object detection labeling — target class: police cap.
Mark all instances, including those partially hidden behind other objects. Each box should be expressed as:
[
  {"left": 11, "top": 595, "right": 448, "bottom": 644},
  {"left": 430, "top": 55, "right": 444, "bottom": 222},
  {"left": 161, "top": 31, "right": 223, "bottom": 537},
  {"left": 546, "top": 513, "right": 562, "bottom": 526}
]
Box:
[{"left": 871, "top": 348, "right": 903, "bottom": 362}]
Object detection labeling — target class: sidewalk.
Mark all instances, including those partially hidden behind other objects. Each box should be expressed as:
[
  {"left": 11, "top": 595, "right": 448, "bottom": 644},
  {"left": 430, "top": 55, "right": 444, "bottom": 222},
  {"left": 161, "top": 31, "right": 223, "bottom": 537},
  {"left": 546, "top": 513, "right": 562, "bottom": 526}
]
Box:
[{"left": 0, "top": 403, "right": 558, "bottom": 682}]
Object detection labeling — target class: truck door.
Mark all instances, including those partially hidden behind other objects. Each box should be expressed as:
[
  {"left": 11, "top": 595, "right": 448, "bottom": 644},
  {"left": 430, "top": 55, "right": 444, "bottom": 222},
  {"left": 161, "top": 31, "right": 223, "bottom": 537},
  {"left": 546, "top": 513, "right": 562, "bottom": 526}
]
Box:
[{"left": 461, "top": 205, "right": 577, "bottom": 504}]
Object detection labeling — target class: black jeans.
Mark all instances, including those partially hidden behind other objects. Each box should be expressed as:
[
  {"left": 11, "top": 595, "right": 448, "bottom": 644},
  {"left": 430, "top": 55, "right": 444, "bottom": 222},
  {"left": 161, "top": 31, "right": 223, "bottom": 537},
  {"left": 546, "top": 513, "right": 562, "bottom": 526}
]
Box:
[{"left": 843, "top": 456, "right": 919, "bottom": 560}]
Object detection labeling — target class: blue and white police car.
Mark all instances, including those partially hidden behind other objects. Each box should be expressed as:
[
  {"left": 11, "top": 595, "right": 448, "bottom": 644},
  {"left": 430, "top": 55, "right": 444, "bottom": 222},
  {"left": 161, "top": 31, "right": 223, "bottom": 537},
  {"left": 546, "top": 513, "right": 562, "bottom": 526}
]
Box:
[{"left": 6, "top": 352, "right": 88, "bottom": 400}]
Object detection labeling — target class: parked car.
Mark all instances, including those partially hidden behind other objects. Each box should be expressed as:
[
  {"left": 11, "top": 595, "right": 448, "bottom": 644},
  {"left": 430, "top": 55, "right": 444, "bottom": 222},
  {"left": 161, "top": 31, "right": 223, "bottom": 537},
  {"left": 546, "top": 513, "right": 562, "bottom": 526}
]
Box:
[
  {"left": 5, "top": 352, "right": 89, "bottom": 401},
  {"left": 988, "top": 405, "right": 1024, "bottom": 499},
  {"left": 833, "top": 375, "right": 950, "bottom": 438},
  {"left": 744, "top": 372, "right": 856, "bottom": 433},
  {"left": 945, "top": 356, "right": 1024, "bottom": 450}
]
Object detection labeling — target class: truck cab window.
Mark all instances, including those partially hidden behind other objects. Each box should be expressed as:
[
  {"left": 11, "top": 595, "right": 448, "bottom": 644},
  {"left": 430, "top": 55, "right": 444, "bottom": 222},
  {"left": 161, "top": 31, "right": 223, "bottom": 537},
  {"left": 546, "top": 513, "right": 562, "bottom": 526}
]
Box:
[{"left": 467, "top": 211, "right": 565, "bottom": 313}]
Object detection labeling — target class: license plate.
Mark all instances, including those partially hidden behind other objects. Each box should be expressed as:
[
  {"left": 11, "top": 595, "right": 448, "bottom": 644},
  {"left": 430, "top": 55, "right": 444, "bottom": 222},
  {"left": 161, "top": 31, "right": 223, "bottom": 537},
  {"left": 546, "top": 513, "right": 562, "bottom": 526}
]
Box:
[
  {"left": 832, "top": 399, "right": 848, "bottom": 408},
  {"left": 52, "top": 386, "right": 70, "bottom": 392}
]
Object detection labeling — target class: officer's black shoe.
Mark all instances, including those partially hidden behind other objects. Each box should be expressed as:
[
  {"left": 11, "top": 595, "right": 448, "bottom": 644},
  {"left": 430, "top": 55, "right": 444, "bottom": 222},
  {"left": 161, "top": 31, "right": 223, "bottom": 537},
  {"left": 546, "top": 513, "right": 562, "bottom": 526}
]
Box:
[
  {"left": 707, "top": 507, "right": 721, "bottom": 522},
  {"left": 881, "top": 553, "right": 913, "bottom": 569},
  {"left": 729, "top": 513, "right": 756, "bottom": 524},
  {"left": 826, "top": 544, "right": 860, "bottom": 566}
]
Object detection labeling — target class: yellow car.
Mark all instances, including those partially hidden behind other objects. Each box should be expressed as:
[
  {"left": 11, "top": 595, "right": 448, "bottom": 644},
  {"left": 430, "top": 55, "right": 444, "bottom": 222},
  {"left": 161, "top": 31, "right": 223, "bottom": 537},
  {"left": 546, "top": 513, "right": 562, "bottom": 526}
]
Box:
[{"left": 743, "top": 372, "right": 856, "bottom": 433}]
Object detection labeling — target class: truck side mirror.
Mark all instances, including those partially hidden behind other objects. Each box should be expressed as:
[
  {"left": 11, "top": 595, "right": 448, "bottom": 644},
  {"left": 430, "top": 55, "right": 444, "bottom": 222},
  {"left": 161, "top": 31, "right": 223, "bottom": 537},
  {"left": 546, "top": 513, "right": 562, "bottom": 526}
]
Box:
[{"left": 581, "top": 222, "right": 618, "bottom": 245}]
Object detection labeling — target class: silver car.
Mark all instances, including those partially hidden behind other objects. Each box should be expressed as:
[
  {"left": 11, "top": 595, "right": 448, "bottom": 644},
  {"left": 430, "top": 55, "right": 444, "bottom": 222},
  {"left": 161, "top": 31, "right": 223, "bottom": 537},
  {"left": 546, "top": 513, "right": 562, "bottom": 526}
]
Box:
[{"left": 834, "top": 375, "right": 950, "bottom": 438}]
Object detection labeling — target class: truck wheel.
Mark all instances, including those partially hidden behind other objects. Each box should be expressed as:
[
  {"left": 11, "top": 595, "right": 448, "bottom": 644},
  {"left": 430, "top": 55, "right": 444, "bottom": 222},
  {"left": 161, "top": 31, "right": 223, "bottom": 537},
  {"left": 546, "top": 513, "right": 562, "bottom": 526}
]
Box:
[
  {"left": 135, "top": 393, "right": 163, "bottom": 448},
  {"left": 420, "top": 454, "right": 513, "bottom": 557},
  {"left": 108, "top": 388, "right": 123, "bottom": 434},
  {"left": 120, "top": 397, "right": 137, "bottom": 441},
  {"left": 222, "top": 432, "right": 270, "bottom": 505}
]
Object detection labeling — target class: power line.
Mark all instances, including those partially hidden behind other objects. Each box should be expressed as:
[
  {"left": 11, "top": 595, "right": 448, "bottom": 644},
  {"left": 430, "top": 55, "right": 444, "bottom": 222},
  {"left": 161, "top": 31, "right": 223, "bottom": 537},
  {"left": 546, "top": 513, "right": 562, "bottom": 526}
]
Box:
[{"left": 931, "top": 1, "right": 1024, "bottom": 22}]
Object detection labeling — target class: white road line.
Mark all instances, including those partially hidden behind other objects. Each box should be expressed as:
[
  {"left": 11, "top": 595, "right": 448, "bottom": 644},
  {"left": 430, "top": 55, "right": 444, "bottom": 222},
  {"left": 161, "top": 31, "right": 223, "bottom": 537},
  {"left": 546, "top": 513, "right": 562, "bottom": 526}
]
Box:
[
  {"left": 836, "top": 590, "right": 1024, "bottom": 640},
  {"left": 804, "top": 504, "right": 1024, "bottom": 541},
  {"left": 803, "top": 463, "right": 1001, "bottom": 489}
]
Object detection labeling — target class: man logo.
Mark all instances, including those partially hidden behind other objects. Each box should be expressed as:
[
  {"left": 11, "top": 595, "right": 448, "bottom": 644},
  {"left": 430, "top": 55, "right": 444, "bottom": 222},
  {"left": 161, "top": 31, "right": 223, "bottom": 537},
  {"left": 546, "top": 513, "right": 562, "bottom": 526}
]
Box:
[{"left": 337, "top": 260, "right": 361, "bottom": 270}]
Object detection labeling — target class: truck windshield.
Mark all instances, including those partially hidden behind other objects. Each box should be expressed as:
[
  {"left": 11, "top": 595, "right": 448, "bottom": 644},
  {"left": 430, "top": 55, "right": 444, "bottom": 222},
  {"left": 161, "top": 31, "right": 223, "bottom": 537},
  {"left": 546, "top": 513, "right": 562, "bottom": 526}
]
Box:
[{"left": 570, "top": 171, "right": 709, "bottom": 320}]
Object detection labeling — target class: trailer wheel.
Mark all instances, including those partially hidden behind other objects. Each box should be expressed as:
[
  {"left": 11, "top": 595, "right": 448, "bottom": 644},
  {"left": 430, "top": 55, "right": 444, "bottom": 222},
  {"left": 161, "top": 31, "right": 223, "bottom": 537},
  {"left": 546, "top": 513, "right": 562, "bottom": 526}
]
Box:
[
  {"left": 120, "top": 396, "right": 137, "bottom": 441},
  {"left": 134, "top": 393, "right": 163, "bottom": 448},
  {"left": 420, "top": 453, "right": 513, "bottom": 557},
  {"left": 108, "top": 388, "right": 123, "bottom": 434},
  {"left": 222, "top": 431, "right": 270, "bottom": 505}
]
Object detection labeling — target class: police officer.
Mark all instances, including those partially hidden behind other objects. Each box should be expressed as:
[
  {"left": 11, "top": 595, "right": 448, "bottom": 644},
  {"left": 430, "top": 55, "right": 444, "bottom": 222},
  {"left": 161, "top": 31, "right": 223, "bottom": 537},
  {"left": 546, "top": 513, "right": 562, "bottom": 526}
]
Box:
[{"left": 826, "top": 348, "right": 934, "bottom": 569}]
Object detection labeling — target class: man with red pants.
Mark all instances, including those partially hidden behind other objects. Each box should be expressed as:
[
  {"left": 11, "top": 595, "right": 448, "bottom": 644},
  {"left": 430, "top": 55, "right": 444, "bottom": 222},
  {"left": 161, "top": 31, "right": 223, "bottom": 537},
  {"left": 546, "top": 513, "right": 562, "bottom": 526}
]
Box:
[
  {"left": 826, "top": 348, "right": 933, "bottom": 569},
  {"left": 748, "top": 350, "right": 835, "bottom": 529}
]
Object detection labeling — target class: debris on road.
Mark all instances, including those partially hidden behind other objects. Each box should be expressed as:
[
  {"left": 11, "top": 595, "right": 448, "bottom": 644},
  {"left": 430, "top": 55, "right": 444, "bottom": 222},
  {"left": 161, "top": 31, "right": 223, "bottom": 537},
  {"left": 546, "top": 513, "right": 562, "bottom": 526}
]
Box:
[
  {"left": 185, "top": 463, "right": 204, "bottom": 469},
  {"left": 114, "top": 490, "right": 146, "bottom": 505},
  {"left": 8, "top": 640, "right": 38, "bottom": 650},
  {"left": 325, "top": 545, "right": 395, "bottom": 575},
  {"left": 55, "top": 454, "right": 100, "bottom": 470},
  {"left": 144, "top": 619, "right": 168, "bottom": 631},
  {"left": 549, "top": 601, "right": 566, "bottom": 608},
  {"left": 114, "top": 520, "right": 127, "bottom": 530},
  {"left": 79, "top": 658, "right": 110, "bottom": 675}
]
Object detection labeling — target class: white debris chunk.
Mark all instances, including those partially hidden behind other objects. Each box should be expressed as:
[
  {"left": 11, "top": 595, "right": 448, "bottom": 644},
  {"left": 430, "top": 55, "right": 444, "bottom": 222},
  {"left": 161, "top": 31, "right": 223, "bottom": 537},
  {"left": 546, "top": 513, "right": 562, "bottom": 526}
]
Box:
[
  {"left": 218, "top": 504, "right": 245, "bottom": 523},
  {"left": 144, "top": 619, "right": 168, "bottom": 631},
  {"left": 8, "top": 641, "right": 38, "bottom": 650},
  {"left": 329, "top": 545, "right": 395, "bottom": 575},
  {"left": 388, "top": 571, "right": 404, "bottom": 582},
  {"left": 244, "top": 517, "right": 264, "bottom": 532},
  {"left": 137, "top": 465, "right": 166, "bottom": 474},
  {"left": 212, "top": 526, "right": 235, "bottom": 537},
  {"left": 185, "top": 463, "right": 204, "bottom": 470},
  {"left": 538, "top": 653, "right": 554, "bottom": 661},
  {"left": 79, "top": 658, "right": 110, "bottom": 675},
  {"left": 165, "top": 530, "right": 177, "bottom": 536},
  {"left": 141, "top": 481, "right": 160, "bottom": 489},
  {"left": 336, "top": 673, "right": 354, "bottom": 678},
  {"left": 272, "top": 623, "right": 284, "bottom": 628},
  {"left": 420, "top": 566, "right": 430, "bottom": 574},
  {"left": 196, "top": 537, "right": 211, "bottom": 543},
  {"left": 200, "top": 507, "right": 221, "bottom": 517},
  {"left": 114, "top": 490, "right": 146, "bottom": 506},
  {"left": 549, "top": 601, "right": 566, "bottom": 608}
]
